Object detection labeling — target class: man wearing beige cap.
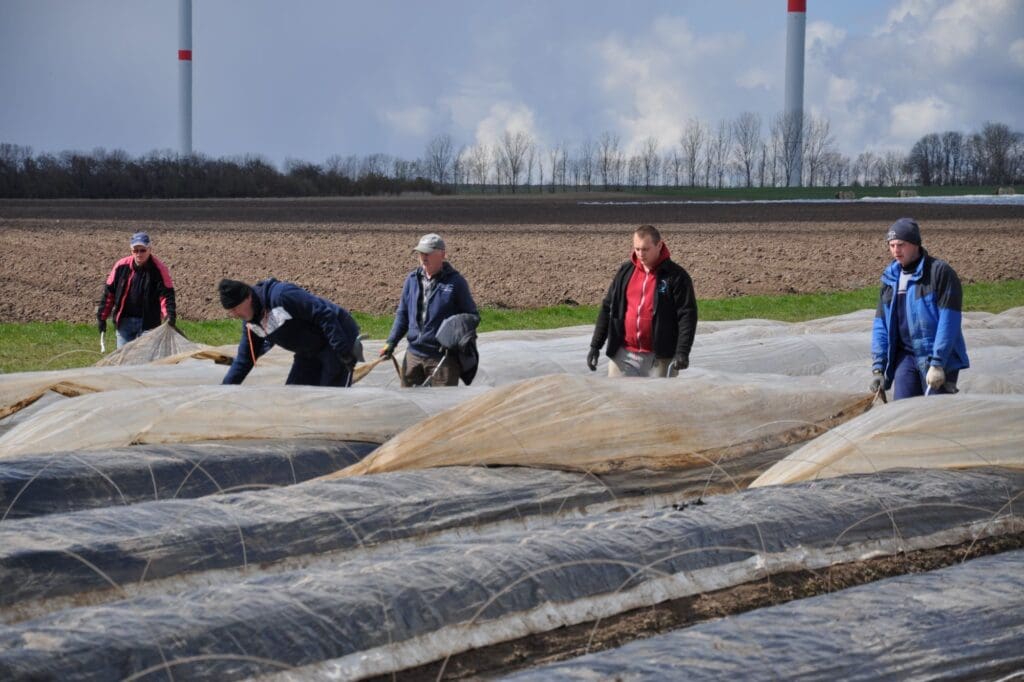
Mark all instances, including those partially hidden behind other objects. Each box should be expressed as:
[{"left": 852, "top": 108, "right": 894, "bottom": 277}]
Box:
[{"left": 380, "top": 233, "right": 479, "bottom": 386}]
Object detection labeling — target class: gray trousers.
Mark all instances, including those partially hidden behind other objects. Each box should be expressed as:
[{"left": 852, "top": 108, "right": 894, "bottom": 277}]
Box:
[{"left": 608, "top": 347, "right": 677, "bottom": 378}]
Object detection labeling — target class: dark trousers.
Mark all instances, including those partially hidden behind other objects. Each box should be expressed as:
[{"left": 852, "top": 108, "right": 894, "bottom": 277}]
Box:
[
  {"left": 892, "top": 351, "right": 959, "bottom": 400},
  {"left": 402, "top": 350, "right": 460, "bottom": 387},
  {"left": 286, "top": 348, "right": 353, "bottom": 387}
]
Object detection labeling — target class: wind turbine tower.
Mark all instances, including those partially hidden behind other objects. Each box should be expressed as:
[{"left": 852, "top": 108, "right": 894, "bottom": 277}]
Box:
[
  {"left": 179, "top": 0, "right": 193, "bottom": 156},
  {"left": 785, "top": 0, "right": 806, "bottom": 186}
]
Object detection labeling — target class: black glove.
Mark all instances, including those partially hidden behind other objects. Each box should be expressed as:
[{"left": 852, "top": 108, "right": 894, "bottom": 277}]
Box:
[
  {"left": 379, "top": 342, "right": 394, "bottom": 360},
  {"left": 870, "top": 370, "right": 883, "bottom": 393},
  {"left": 586, "top": 347, "right": 600, "bottom": 372},
  {"left": 97, "top": 318, "right": 107, "bottom": 334},
  {"left": 164, "top": 314, "right": 176, "bottom": 327},
  {"left": 670, "top": 353, "right": 689, "bottom": 372}
]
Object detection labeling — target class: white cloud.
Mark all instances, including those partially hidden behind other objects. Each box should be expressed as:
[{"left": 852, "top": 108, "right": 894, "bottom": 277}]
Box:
[
  {"left": 806, "top": 21, "right": 846, "bottom": 55},
  {"left": 1011, "top": 39, "right": 1024, "bottom": 68},
  {"left": 380, "top": 105, "right": 434, "bottom": 137},
  {"left": 594, "top": 16, "right": 750, "bottom": 153},
  {"left": 825, "top": 75, "right": 858, "bottom": 109},
  {"left": 874, "top": 0, "right": 938, "bottom": 36},
  {"left": 473, "top": 102, "right": 537, "bottom": 147},
  {"left": 889, "top": 96, "right": 953, "bottom": 142}
]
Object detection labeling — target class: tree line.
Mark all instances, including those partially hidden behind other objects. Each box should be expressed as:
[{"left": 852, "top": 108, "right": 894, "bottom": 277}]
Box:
[{"left": 1, "top": 117, "right": 1019, "bottom": 199}]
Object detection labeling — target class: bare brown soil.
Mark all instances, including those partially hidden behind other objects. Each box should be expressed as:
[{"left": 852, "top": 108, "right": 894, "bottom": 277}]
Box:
[
  {"left": 376, "top": 532, "right": 1024, "bottom": 681},
  {"left": 1, "top": 195, "right": 1022, "bottom": 323}
]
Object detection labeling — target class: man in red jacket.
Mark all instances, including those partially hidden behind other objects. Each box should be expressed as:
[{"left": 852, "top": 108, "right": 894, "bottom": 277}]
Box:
[
  {"left": 96, "top": 232, "right": 176, "bottom": 348},
  {"left": 588, "top": 225, "right": 698, "bottom": 377}
]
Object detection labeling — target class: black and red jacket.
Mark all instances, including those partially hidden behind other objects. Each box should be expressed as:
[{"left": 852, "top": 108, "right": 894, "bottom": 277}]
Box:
[
  {"left": 97, "top": 255, "right": 176, "bottom": 329},
  {"left": 591, "top": 244, "right": 698, "bottom": 362}
]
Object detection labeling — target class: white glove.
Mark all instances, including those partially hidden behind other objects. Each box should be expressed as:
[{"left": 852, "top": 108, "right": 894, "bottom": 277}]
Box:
[{"left": 926, "top": 366, "right": 945, "bottom": 390}]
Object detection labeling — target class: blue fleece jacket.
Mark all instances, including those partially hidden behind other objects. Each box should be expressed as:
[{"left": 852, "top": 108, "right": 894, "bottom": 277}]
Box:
[
  {"left": 386, "top": 262, "right": 478, "bottom": 359},
  {"left": 871, "top": 249, "right": 969, "bottom": 389}
]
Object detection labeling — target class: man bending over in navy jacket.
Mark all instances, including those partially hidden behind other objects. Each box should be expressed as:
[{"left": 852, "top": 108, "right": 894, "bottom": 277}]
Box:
[{"left": 219, "top": 278, "right": 362, "bottom": 386}]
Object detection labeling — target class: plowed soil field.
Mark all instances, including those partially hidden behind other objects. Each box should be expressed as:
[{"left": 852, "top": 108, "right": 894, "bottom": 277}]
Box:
[{"left": 1, "top": 194, "right": 1022, "bottom": 323}]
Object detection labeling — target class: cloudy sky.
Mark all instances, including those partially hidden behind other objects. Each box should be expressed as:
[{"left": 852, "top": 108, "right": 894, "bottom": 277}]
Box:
[{"left": 2, "top": 0, "right": 1022, "bottom": 167}]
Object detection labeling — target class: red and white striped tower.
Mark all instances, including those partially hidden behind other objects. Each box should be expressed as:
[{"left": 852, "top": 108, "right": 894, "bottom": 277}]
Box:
[
  {"left": 178, "top": 0, "right": 192, "bottom": 156},
  {"left": 785, "top": 0, "right": 806, "bottom": 186}
]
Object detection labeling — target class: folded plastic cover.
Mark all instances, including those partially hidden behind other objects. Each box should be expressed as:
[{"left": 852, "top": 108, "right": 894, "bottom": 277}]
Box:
[
  {"left": 1, "top": 468, "right": 1019, "bottom": 681},
  {"left": 331, "top": 372, "right": 874, "bottom": 478},
  {"left": 94, "top": 322, "right": 204, "bottom": 366},
  {"left": 751, "top": 394, "right": 1024, "bottom": 487},
  {"left": 500, "top": 550, "right": 1024, "bottom": 681},
  {"left": 0, "top": 385, "right": 487, "bottom": 457}
]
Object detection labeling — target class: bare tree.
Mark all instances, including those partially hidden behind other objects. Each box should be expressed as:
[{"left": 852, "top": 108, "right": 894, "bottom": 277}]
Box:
[
  {"left": 680, "top": 118, "right": 705, "bottom": 187},
  {"left": 978, "top": 121, "right": 1022, "bottom": 185},
  {"left": 940, "top": 131, "right": 964, "bottom": 185},
  {"left": 468, "top": 144, "right": 490, "bottom": 189},
  {"left": 802, "top": 114, "right": 834, "bottom": 187},
  {"left": 424, "top": 133, "right": 455, "bottom": 188},
  {"left": 597, "top": 131, "right": 621, "bottom": 190},
  {"left": 773, "top": 110, "right": 804, "bottom": 187},
  {"left": 548, "top": 142, "right": 567, "bottom": 191},
  {"left": 664, "top": 149, "right": 683, "bottom": 188},
  {"left": 731, "top": 112, "right": 762, "bottom": 188},
  {"left": 708, "top": 119, "right": 732, "bottom": 188},
  {"left": 639, "top": 136, "right": 660, "bottom": 189},
  {"left": 497, "top": 130, "right": 533, "bottom": 192},
  {"left": 576, "top": 138, "right": 595, "bottom": 190}
]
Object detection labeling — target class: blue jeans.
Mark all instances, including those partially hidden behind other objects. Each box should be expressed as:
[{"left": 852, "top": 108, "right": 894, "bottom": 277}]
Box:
[
  {"left": 892, "top": 351, "right": 959, "bottom": 400},
  {"left": 115, "top": 317, "right": 144, "bottom": 348}
]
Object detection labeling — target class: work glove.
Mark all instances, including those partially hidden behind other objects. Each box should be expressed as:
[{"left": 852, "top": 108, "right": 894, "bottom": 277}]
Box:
[
  {"left": 586, "top": 347, "right": 600, "bottom": 372},
  {"left": 670, "top": 353, "right": 689, "bottom": 372},
  {"left": 97, "top": 318, "right": 107, "bottom": 334},
  {"left": 926, "top": 366, "right": 945, "bottom": 391},
  {"left": 869, "top": 370, "right": 883, "bottom": 393},
  {"left": 379, "top": 342, "right": 393, "bottom": 360}
]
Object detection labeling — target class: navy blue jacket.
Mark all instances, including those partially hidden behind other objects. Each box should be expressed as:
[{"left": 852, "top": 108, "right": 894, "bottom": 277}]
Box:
[
  {"left": 386, "top": 262, "right": 478, "bottom": 359},
  {"left": 872, "top": 249, "right": 969, "bottom": 389},
  {"left": 223, "top": 278, "right": 360, "bottom": 385}
]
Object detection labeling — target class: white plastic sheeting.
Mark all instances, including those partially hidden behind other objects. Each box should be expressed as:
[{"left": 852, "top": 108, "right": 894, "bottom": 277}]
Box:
[
  {"left": 331, "top": 372, "right": 873, "bottom": 478},
  {"left": 2, "top": 468, "right": 1005, "bottom": 681},
  {"left": 94, "top": 322, "right": 206, "bottom": 366},
  {"left": 500, "top": 550, "right": 1024, "bottom": 681},
  {"left": 751, "top": 394, "right": 1024, "bottom": 487},
  {"left": 0, "top": 385, "right": 487, "bottom": 457}
]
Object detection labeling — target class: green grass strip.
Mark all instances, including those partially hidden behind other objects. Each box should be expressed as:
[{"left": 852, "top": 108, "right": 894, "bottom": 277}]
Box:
[{"left": 2, "top": 280, "right": 1021, "bottom": 374}]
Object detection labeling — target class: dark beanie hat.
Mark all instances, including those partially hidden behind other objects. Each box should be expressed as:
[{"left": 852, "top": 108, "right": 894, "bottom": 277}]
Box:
[
  {"left": 218, "top": 279, "right": 251, "bottom": 309},
  {"left": 885, "top": 218, "right": 922, "bottom": 246}
]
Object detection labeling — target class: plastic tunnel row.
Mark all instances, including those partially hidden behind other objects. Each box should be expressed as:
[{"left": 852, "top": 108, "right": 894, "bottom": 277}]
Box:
[
  {"left": 497, "top": 549, "right": 1024, "bottom": 682},
  {"left": 0, "top": 468, "right": 1020, "bottom": 680}
]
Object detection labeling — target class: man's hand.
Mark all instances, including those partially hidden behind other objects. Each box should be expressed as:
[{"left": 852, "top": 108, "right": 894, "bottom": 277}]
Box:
[
  {"left": 586, "top": 347, "right": 600, "bottom": 372},
  {"left": 926, "top": 366, "right": 945, "bottom": 390},
  {"left": 870, "top": 370, "right": 883, "bottom": 393},
  {"left": 379, "top": 342, "right": 393, "bottom": 360},
  {"left": 163, "top": 314, "right": 176, "bottom": 327},
  {"left": 670, "top": 353, "right": 689, "bottom": 372},
  {"left": 97, "top": 318, "right": 107, "bottom": 334}
]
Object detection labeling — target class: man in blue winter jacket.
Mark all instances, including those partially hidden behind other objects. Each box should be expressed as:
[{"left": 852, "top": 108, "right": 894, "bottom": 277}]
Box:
[
  {"left": 379, "top": 233, "right": 479, "bottom": 386},
  {"left": 219, "top": 278, "right": 362, "bottom": 386},
  {"left": 870, "top": 218, "right": 969, "bottom": 400}
]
